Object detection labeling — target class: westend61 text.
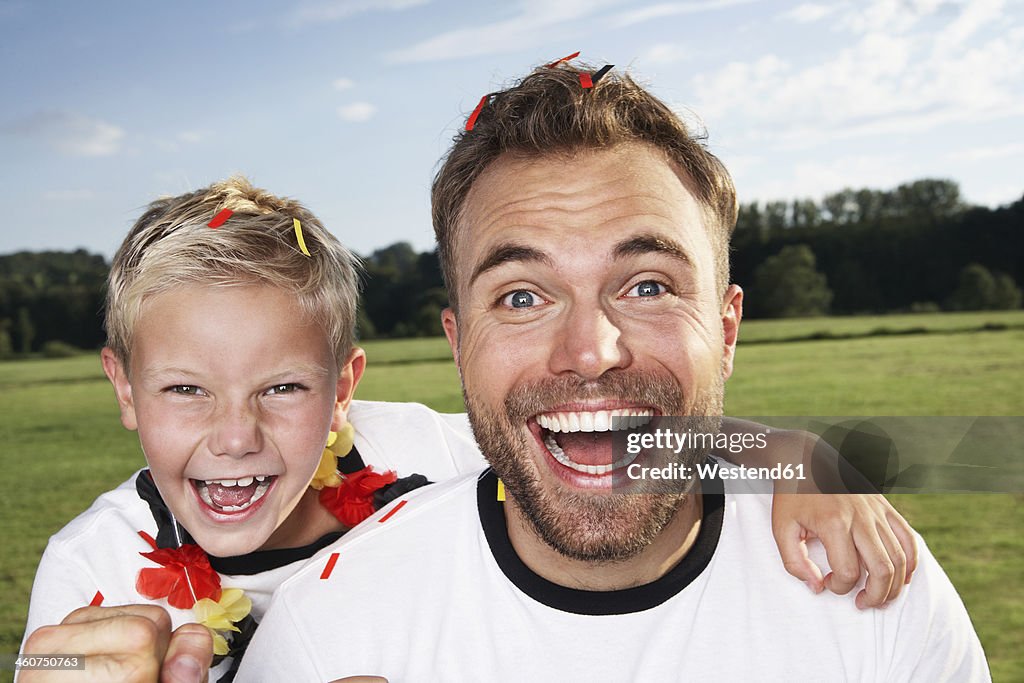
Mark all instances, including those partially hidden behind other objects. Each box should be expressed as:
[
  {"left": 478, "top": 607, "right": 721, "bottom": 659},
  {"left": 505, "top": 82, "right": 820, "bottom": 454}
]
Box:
[
  {"left": 625, "top": 428, "right": 769, "bottom": 455},
  {"left": 627, "top": 461, "right": 806, "bottom": 482}
]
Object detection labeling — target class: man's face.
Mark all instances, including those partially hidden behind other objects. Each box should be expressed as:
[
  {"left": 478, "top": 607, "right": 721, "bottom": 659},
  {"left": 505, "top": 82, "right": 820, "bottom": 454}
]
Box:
[
  {"left": 442, "top": 143, "right": 742, "bottom": 562},
  {"left": 103, "top": 284, "right": 356, "bottom": 557}
]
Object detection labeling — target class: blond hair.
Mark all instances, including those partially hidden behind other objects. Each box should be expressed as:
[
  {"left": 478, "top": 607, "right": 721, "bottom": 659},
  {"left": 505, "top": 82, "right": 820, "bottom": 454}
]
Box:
[
  {"left": 106, "top": 176, "right": 361, "bottom": 367},
  {"left": 432, "top": 62, "right": 738, "bottom": 309}
]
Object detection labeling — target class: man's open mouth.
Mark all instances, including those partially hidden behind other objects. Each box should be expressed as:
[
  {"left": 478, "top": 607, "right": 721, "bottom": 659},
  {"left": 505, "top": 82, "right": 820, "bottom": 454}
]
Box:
[
  {"left": 193, "top": 475, "right": 276, "bottom": 513},
  {"left": 534, "top": 408, "right": 654, "bottom": 475}
]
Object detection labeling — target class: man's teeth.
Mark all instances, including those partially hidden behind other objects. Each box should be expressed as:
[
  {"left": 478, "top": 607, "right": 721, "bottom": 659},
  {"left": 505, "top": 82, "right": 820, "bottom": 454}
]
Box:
[
  {"left": 535, "top": 409, "right": 654, "bottom": 434},
  {"left": 543, "top": 433, "right": 639, "bottom": 475}
]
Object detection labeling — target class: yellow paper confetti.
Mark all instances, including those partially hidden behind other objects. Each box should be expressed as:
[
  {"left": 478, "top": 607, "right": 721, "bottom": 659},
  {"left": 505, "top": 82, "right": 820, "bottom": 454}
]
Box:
[
  {"left": 293, "top": 218, "right": 311, "bottom": 256},
  {"left": 497, "top": 479, "right": 506, "bottom": 502}
]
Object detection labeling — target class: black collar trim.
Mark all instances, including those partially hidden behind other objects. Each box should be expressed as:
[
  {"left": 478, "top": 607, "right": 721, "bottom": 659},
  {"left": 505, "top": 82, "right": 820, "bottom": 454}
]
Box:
[
  {"left": 134, "top": 470, "right": 345, "bottom": 576},
  {"left": 476, "top": 464, "right": 724, "bottom": 615}
]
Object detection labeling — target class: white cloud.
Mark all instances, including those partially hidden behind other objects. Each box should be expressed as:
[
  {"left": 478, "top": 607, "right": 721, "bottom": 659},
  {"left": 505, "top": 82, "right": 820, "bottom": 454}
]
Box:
[
  {"left": 739, "top": 154, "right": 907, "bottom": 202},
  {"left": 782, "top": 2, "right": 837, "bottom": 23},
  {"left": 4, "top": 111, "right": 124, "bottom": 156},
  {"left": 337, "top": 102, "right": 377, "bottom": 121},
  {"left": 690, "top": 0, "right": 1024, "bottom": 149},
  {"left": 41, "top": 189, "right": 95, "bottom": 202},
  {"left": 289, "top": 0, "right": 428, "bottom": 27},
  {"left": 610, "top": 0, "right": 756, "bottom": 28},
  {"left": 333, "top": 77, "right": 355, "bottom": 91},
  {"left": 640, "top": 43, "right": 689, "bottom": 65},
  {"left": 949, "top": 142, "right": 1024, "bottom": 162},
  {"left": 387, "top": 0, "right": 618, "bottom": 63},
  {"left": 177, "top": 130, "right": 205, "bottom": 143}
]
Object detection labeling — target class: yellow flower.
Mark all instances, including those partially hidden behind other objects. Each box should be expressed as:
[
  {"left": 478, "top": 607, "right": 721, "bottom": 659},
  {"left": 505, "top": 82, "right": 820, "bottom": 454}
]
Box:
[
  {"left": 309, "top": 424, "right": 355, "bottom": 490},
  {"left": 331, "top": 423, "right": 355, "bottom": 458},
  {"left": 194, "top": 588, "right": 252, "bottom": 655}
]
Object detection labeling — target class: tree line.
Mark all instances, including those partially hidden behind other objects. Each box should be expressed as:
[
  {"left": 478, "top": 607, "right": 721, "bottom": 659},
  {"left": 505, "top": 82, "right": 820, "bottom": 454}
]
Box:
[{"left": 1, "top": 179, "right": 1020, "bottom": 356}]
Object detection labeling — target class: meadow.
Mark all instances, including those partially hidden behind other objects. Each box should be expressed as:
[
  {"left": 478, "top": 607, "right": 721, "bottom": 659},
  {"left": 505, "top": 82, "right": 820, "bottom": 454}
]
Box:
[{"left": 1, "top": 310, "right": 1021, "bottom": 681}]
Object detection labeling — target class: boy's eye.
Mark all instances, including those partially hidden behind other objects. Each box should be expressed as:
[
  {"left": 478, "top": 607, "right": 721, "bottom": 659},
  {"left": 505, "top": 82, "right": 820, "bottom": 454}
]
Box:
[
  {"left": 265, "top": 383, "right": 300, "bottom": 395},
  {"left": 501, "top": 290, "right": 543, "bottom": 309},
  {"left": 625, "top": 280, "right": 668, "bottom": 298},
  {"left": 170, "top": 385, "right": 205, "bottom": 396}
]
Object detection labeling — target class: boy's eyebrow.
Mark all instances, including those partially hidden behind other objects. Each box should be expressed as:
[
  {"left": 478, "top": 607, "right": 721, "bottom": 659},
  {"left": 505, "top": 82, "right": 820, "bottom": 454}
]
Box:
[
  {"left": 469, "top": 242, "right": 554, "bottom": 286},
  {"left": 141, "top": 363, "right": 333, "bottom": 382}
]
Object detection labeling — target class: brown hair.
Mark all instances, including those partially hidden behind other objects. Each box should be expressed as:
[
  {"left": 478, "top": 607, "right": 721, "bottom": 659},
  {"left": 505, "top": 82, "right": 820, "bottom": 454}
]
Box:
[
  {"left": 432, "top": 62, "right": 738, "bottom": 309},
  {"left": 106, "top": 176, "right": 362, "bottom": 368}
]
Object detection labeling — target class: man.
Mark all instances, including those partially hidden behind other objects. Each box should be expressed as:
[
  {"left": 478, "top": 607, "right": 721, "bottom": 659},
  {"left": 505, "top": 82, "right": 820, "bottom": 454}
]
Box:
[{"left": 237, "top": 62, "right": 988, "bottom": 681}]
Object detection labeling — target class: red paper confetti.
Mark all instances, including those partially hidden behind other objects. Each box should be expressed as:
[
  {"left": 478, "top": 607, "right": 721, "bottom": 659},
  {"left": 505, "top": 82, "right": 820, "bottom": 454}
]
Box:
[
  {"left": 579, "top": 73, "right": 594, "bottom": 89},
  {"left": 465, "top": 95, "right": 488, "bottom": 131},
  {"left": 320, "top": 552, "right": 340, "bottom": 580},
  {"left": 208, "top": 209, "right": 233, "bottom": 228},
  {"left": 545, "top": 51, "right": 580, "bottom": 68},
  {"left": 89, "top": 591, "right": 104, "bottom": 607},
  {"left": 377, "top": 499, "right": 407, "bottom": 523}
]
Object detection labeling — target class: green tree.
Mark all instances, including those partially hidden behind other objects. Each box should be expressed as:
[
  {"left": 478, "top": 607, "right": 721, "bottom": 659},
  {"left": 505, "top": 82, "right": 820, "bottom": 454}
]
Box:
[
  {"left": 992, "top": 272, "right": 1023, "bottom": 310},
  {"left": 751, "top": 245, "right": 833, "bottom": 318},
  {"left": 946, "top": 263, "right": 997, "bottom": 311}
]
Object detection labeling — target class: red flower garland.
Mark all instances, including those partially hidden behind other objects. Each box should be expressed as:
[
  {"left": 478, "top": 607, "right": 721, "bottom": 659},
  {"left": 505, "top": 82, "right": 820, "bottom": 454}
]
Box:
[
  {"left": 319, "top": 466, "right": 397, "bottom": 527},
  {"left": 136, "top": 533, "right": 221, "bottom": 609}
]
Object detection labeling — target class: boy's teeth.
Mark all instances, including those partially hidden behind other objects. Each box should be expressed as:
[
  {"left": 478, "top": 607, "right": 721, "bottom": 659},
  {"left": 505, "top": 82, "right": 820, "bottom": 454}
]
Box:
[
  {"left": 542, "top": 433, "right": 639, "bottom": 475},
  {"left": 202, "top": 476, "right": 266, "bottom": 487},
  {"left": 535, "top": 409, "right": 654, "bottom": 434}
]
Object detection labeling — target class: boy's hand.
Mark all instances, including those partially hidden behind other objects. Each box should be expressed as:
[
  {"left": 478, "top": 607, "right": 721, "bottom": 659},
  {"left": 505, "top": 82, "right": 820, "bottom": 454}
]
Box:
[
  {"left": 20, "top": 604, "right": 212, "bottom": 683},
  {"left": 772, "top": 493, "right": 918, "bottom": 609}
]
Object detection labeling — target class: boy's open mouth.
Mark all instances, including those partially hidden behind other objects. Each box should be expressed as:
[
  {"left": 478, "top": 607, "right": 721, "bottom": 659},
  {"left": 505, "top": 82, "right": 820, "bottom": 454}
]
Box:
[
  {"left": 534, "top": 408, "right": 654, "bottom": 475},
  {"left": 192, "top": 475, "right": 275, "bottom": 513}
]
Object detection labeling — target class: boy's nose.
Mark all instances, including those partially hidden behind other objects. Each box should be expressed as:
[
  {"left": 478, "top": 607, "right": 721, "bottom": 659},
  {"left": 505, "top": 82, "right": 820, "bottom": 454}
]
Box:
[
  {"left": 547, "top": 303, "right": 632, "bottom": 380},
  {"left": 209, "top": 403, "right": 263, "bottom": 458}
]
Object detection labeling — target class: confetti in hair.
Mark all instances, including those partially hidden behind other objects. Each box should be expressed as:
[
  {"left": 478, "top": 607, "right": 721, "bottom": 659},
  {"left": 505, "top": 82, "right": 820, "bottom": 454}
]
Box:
[
  {"left": 545, "top": 51, "right": 580, "bottom": 68},
  {"left": 207, "top": 208, "right": 233, "bottom": 228},
  {"left": 579, "top": 72, "right": 594, "bottom": 89},
  {"left": 591, "top": 64, "right": 614, "bottom": 85},
  {"left": 293, "top": 218, "right": 311, "bottom": 256},
  {"left": 466, "top": 94, "right": 489, "bottom": 131}
]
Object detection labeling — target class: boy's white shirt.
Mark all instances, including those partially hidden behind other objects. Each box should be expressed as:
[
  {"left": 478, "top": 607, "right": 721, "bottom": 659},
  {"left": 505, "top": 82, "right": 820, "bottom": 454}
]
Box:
[{"left": 20, "top": 400, "right": 484, "bottom": 680}]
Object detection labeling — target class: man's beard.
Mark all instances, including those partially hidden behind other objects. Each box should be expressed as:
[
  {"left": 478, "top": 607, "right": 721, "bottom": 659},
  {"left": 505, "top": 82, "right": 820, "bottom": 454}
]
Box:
[{"left": 464, "top": 369, "right": 724, "bottom": 564}]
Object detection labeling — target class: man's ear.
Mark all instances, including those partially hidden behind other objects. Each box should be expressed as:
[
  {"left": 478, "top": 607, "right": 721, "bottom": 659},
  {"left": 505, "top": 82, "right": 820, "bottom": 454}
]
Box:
[
  {"left": 441, "top": 307, "right": 460, "bottom": 371},
  {"left": 101, "top": 347, "right": 138, "bottom": 431},
  {"left": 720, "top": 284, "right": 743, "bottom": 381},
  {"left": 331, "top": 347, "right": 367, "bottom": 431}
]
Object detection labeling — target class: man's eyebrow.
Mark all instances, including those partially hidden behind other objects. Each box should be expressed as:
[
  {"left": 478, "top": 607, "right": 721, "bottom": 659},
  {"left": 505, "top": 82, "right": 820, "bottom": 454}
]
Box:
[
  {"left": 612, "top": 234, "right": 693, "bottom": 266},
  {"left": 469, "top": 243, "right": 554, "bottom": 286}
]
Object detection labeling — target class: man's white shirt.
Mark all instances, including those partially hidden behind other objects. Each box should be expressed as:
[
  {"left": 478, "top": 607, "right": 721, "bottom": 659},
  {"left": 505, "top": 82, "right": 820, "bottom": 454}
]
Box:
[{"left": 238, "top": 459, "right": 989, "bottom": 682}]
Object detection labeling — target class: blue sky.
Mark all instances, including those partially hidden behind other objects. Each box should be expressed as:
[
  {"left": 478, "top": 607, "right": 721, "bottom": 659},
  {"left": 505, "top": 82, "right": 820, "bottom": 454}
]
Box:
[{"left": 2, "top": 0, "right": 1022, "bottom": 258}]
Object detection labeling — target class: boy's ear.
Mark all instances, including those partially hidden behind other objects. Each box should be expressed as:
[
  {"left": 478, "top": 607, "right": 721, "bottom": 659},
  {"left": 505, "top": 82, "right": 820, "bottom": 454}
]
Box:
[
  {"left": 720, "top": 284, "right": 743, "bottom": 381},
  {"left": 101, "top": 347, "right": 138, "bottom": 431},
  {"left": 331, "top": 347, "right": 367, "bottom": 431}
]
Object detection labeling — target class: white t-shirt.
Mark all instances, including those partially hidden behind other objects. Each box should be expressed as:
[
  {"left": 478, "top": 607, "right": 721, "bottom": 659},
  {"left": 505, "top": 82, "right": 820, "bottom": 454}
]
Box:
[
  {"left": 20, "top": 400, "right": 484, "bottom": 682},
  {"left": 238, "top": 460, "right": 990, "bottom": 683}
]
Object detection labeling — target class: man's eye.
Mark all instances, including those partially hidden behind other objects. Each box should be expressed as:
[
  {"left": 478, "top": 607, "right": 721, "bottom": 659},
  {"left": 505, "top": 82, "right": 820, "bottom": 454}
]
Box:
[
  {"left": 170, "top": 385, "right": 204, "bottom": 396},
  {"left": 265, "top": 383, "right": 300, "bottom": 395},
  {"left": 625, "top": 280, "right": 668, "bottom": 298},
  {"left": 501, "top": 290, "right": 541, "bottom": 309}
]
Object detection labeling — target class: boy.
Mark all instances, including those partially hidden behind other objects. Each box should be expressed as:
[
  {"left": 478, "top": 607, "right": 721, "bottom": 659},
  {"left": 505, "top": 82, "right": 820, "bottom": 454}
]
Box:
[{"left": 20, "top": 177, "right": 915, "bottom": 682}]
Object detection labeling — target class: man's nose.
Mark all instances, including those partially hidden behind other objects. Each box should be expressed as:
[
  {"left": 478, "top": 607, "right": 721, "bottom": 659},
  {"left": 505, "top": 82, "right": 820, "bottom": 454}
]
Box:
[
  {"left": 208, "top": 401, "right": 263, "bottom": 459},
  {"left": 547, "top": 302, "right": 632, "bottom": 380}
]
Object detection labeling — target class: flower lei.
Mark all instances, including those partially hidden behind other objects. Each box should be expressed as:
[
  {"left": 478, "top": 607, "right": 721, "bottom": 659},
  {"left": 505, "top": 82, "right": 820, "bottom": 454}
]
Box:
[
  {"left": 134, "top": 422, "right": 397, "bottom": 655},
  {"left": 135, "top": 531, "right": 251, "bottom": 655}
]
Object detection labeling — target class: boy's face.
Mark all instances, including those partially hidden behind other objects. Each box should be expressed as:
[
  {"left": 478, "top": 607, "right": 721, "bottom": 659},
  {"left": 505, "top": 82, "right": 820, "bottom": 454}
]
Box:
[{"left": 102, "top": 284, "right": 361, "bottom": 557}]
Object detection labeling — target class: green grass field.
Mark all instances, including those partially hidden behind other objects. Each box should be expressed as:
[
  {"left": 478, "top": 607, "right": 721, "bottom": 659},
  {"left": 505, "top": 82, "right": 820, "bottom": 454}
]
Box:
[{"left": 1, "top": 311, "right": 1022, "bottom": 680}]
